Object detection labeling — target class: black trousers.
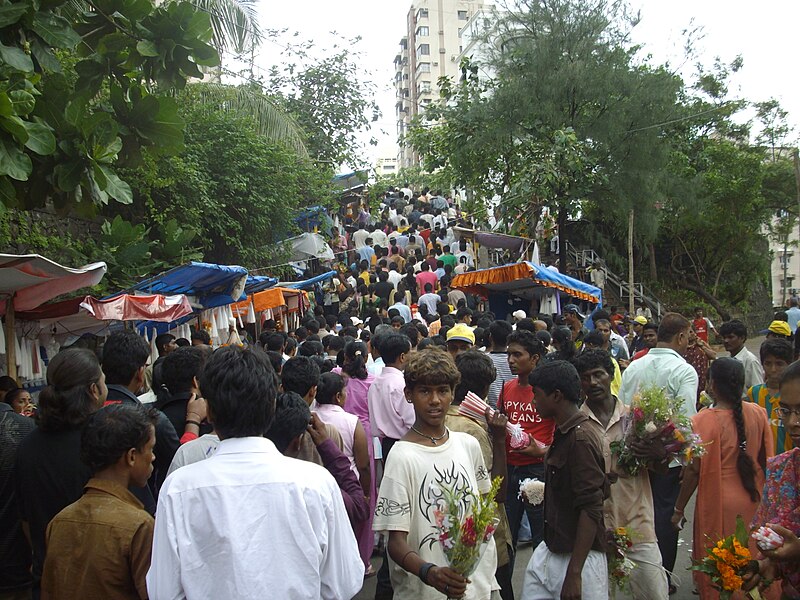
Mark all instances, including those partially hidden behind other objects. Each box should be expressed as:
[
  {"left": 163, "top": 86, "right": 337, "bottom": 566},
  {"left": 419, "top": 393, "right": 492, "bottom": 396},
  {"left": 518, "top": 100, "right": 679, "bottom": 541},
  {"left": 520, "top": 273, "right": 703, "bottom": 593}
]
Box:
[{"left": 650, "top": 466, "right": 682, "bottom": 583}]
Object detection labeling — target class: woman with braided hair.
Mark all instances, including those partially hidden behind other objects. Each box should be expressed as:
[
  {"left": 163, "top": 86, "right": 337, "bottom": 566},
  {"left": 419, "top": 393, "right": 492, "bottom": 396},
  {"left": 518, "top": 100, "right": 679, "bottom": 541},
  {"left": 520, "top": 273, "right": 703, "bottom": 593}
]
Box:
[{"left": 673, "top": 357, "right": 774, "bottom": 599}]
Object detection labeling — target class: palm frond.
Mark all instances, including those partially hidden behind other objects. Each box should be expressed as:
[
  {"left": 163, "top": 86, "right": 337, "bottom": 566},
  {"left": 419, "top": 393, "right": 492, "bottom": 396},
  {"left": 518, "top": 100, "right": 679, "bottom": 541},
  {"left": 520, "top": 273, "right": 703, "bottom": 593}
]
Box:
[
  {"left": 188, "top": 0, "right": 262, "bottom": 54},
  {"left": 192, "top": 82, "right": 309, "bottom": 157}
]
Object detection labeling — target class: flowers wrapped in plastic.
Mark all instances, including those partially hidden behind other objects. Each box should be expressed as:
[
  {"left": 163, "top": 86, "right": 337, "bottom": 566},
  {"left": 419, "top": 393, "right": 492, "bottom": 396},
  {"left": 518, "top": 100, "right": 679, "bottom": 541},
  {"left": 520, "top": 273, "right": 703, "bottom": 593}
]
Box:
[
  {"left": 607, "top": 527, "right": 636, "bottom": 593},
  {"left": 518, "top": 478, "right": 545, "bottom": 506},
  {"left": 609, "top": 386, "right": 706, "bottom": 476},
  {"left": 459, "top": 392, "right": 546, "bottom": 450},
  {"left": 432, "top": 476, "right": 502, "bottom": 595},
  {"left": 691, "top": 515, "right": 760, "bottom": 600}
]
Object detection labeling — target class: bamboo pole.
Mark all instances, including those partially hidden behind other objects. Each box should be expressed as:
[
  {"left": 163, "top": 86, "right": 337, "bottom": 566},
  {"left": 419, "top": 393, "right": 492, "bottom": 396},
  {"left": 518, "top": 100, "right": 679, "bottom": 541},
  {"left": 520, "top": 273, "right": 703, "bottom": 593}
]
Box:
[{"left": 628, "top": 210, "right": 635, "bottom": 316}]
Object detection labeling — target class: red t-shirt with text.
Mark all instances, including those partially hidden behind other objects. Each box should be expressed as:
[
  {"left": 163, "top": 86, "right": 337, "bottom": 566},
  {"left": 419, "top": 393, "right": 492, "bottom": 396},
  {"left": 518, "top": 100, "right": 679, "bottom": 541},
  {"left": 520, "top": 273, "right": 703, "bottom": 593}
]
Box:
[
  {"left": 499, "top": 378, "right": 556, "bottom": 466},
  {"left": 692, "top": 317, "right": 709, "bottom": 342}
]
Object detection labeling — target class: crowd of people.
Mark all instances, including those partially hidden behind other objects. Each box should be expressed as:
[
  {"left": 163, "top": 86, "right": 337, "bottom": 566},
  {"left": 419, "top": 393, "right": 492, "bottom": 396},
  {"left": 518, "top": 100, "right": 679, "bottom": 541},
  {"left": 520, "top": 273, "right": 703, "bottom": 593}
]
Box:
[{"left": 0, "top": 185, "right": 798, "bottom": 600}]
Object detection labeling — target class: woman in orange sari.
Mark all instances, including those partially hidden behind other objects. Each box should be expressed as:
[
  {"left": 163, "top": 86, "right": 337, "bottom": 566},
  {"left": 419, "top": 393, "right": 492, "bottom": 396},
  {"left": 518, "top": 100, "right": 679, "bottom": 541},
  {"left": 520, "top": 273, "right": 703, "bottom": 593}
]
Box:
[{"left": 673, "top": 357, "right": 774, "bottom": 600}]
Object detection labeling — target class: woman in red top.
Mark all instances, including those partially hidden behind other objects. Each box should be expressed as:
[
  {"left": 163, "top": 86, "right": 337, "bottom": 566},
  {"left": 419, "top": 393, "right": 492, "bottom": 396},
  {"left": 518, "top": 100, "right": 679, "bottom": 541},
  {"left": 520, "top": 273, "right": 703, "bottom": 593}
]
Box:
[{"left": 499, "top": 330, "right": 556, "bottom": 553}]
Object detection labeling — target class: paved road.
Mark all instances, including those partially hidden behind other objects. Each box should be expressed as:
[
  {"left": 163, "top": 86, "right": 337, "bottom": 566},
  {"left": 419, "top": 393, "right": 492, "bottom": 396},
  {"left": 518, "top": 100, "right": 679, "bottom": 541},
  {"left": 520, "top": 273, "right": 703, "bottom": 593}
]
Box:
[{"left": 356, "top": 337, "right": 766, "bottom": 599}]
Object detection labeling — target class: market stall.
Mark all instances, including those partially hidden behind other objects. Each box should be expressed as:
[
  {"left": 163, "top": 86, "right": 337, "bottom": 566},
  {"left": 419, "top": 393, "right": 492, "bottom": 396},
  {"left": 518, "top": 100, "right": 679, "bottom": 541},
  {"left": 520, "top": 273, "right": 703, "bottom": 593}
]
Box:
[
  {"left": 451, "top": 261, "right": 602, "bottom": 320},
  {"left": 1, "top": 254, "right": 107, "bottom": 379}
]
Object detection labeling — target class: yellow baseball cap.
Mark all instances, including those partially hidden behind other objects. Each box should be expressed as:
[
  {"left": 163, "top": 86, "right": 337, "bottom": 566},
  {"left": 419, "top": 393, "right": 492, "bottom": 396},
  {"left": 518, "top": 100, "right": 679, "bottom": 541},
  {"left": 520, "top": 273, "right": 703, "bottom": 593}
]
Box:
[
  {"left": 633, "top": 316, "right": 648, "bottom": 325},
  {"left": 446, "top": 323, "right": 475, "bottom": 345},
  {"left": 768, "top": 320, "right": 791, "bottom": 337}
]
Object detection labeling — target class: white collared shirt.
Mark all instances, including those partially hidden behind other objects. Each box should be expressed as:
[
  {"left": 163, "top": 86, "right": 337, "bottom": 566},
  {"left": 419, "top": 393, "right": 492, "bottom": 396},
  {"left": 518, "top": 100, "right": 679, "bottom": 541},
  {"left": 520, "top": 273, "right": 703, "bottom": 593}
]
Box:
[
  {"left": 368, "top": 366, "right": 415, "bottom": 440},
  {"left": 732, "top": 346, "right": 765, "bottom": 391},
  {"left": 147, "top": 437, "right": 363, "bottom": 600},
  {"left": 618, "top": 347, "right": 698, "bottom": 419}
]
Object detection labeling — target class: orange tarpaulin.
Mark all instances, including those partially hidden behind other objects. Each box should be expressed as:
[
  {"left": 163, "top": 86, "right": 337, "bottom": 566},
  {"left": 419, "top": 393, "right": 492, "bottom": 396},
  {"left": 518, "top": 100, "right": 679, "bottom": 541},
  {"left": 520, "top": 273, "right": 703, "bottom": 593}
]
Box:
[
  {"left": 231, "top": 287, "right": 308, "bottom": 316},
  {"left": 451, "top": 262, "right": 601, "bottom": 303}
]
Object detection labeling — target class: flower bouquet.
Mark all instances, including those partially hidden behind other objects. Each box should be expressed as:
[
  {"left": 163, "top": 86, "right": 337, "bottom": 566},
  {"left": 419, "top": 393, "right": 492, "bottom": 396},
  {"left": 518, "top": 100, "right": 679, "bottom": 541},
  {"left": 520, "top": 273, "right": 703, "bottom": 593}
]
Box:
[
  {"left": 432, "top": 476, "right": 502, "bottom": 597},
  {"left": 459, "top": 392, "right": 546, "bottom": 451},
  {"left": 607, "top": 527, "right": 636, "bottom": 593},
  {"left": 691, "top": 515, "right": 761, "bottom": 600},
  {"left": 610, "top": 386, "right": 705, "bottom": 476},
  {"left": 518, "top": 478, "right": 545, "bottom": 506}
]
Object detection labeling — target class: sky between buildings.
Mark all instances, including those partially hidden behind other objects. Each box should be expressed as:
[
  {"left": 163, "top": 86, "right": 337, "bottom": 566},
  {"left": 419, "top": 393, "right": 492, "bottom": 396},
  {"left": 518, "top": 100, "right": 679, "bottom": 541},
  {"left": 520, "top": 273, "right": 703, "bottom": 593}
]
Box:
[{"left": 253, "top": 0, "right": 800, "bottom": 172}]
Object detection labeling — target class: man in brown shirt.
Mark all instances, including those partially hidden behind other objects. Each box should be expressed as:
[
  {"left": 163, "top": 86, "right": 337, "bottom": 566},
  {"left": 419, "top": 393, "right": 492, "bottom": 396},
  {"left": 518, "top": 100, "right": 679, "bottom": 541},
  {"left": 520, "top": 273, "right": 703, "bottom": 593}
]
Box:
[
  {"left": 522, "top": 360, "right": 609, "bottom": 600},
  {"left": 41, "top": 404, "right": 156, "bottom": 600},
  {"left": 575, "top": 349, "right": 669, "bottom": 600}
]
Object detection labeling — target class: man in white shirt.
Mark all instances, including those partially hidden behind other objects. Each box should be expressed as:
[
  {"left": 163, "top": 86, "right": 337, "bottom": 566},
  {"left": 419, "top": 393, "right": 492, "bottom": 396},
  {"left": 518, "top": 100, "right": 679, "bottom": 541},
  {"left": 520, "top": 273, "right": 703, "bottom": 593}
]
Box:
[
  {"left": 370, "top": 223, "right": 388, "bottom": 248},
  {"left": 617, "top": 313, "right": 697, "bottom": 595},
  {"left": 787, "top": 298, "right": 800, "bottom": 333},
  {"left": 352, "top": 224, "right": 369, "bottom": 249},
  {"left": 147, "top": 346, "right": 362, "bottom": 600},
  {"left": 719, "top": 319, "right": 765, "bottom": 391}
]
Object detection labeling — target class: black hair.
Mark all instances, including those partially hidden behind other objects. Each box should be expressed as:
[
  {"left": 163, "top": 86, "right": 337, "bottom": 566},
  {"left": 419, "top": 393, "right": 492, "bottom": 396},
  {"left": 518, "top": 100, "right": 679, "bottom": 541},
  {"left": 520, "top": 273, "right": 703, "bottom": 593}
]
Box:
[
  {"left": 265, "top": 333, "right": 285, "bottom": 352},
  {"left": 643, "top": 322, "right": 659, "bottom": 333},
  {"left": 780, "top": 359, "right": 800, "bottom": 388},
  {"left": 708, "top": 358, "right": 759, "bottom": 502},
  {"left": 535, "top": 330, "right": 551, "bottom": 348},
  {"left": 37, "top": 348, "right": 103, "bottom": 433},
  {"left": 298, "top": 340, "right": 325, "bottom": 358},
  {"left": 3, "top": 387, "right": 27, "bottom": 407},
  {"left": 158, "top": 346, "right": 207, "bottom": 399},
  {"left": 280, "top": 356, "right": 320, "bottom": 397},
  {"left": 399, "top": 324, "right": 420, "bottom": 348},
  {"left": 516, "top": 318, "right": 536, "bottom": 333},
  {"left": 101, "top": 331, "right": 150, "bottom": 385},
  {"left": 265, "top": 351, "right": 283, "bottom": 374},
  {"left": 284, "top": 337, "right": 297, "bottom": 354},
  {"left": 265, "top": 392, "right": 311, "bottom": 453},
  {"left": 583, "top": 330, "right": 605, "bottom": 347},
  {"left": 175, "top": 338, "right": 191, "bottom": 347},
  {"left": 454, "top": 350, "right": 496, "bottom": 405},
  {"left": 191, "top": 329, "right": 211, "bottom": 344},
  {"left": 381, "top": 334, "right": 412, "bottom": 364},
  {"left": 80, "top": 403, "right": 157, "bottom": 473},
  {"left": 263, "top": 318, "right": 277, "bottom": 330},
  {"left": 719, "top": 319, "right": 748, "bottom": 340},
  {"left": 199, "top": 346, "right": 278, "bottom": 439},
  {"left": 455, "top": 307, "right": 473, "bottom": 321},
  {"left": 316, "top": 372, "right": 345, "bottom": 405},
  {"left": 0, "top": 375, "right": 18, "bottom": 393},
  {"left": 572, "top": 348, "right": 615, "bottom": 378},
  {"left": 305, "top": 319, "right": 320, "bottom": 335},
  {"left": 528, "top": 360, "right": 581, "bottom": 405},
  {"left": 295, "top": 326, "right": 308, "bottom": 341},
  {"left": 489, "top": 321, "right": 514, "bottom": 346},
  {"left": 656, "top": 312, "right": 690, "bottom": 342},
  {"left": 327, "top": 335, "right": 345, "bottom": 353},
  {"left": 507, "top": 330, "right": 546, "bottom": 358},
  {"left": 760, "top": 338, "right": 793, "bottom": 364},
  {"left": 155, "top": 333, "right": 175, "bottom": 354},
  {"left": 342, "top": 341, "right": 369, "bottom": 380}
]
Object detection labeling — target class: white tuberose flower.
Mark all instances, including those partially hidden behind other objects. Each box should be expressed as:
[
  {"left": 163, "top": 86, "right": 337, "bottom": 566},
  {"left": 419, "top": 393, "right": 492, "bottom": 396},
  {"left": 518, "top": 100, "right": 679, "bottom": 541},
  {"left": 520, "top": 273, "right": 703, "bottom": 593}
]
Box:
[
  {"left": 644, "top": 421, "right": 657, "bottom": 434},
  {"left": 519, "top": 478, "right": 545, "bottom": 506}
]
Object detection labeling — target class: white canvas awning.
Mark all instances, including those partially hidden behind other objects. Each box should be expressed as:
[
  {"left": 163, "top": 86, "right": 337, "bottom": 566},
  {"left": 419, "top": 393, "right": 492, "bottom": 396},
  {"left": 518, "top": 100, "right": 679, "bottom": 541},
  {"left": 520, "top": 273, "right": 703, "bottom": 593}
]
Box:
[{"left": 0, "top": 254, "right": 107, "bottom": 379}]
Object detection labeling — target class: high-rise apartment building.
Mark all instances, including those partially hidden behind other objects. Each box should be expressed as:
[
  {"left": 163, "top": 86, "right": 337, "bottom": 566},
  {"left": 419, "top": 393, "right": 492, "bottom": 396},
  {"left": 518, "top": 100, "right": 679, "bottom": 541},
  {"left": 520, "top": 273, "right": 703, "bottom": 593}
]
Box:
[{"left": 395, "top": 0, "right": 489, "bottom": 169}]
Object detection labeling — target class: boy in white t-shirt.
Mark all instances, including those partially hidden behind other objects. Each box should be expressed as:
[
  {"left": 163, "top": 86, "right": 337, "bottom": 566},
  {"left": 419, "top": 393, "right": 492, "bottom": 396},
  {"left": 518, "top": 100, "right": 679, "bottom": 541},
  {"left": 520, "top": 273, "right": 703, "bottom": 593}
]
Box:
[{"left": 373, "top": 349, "right": 500, "bottom": 600}]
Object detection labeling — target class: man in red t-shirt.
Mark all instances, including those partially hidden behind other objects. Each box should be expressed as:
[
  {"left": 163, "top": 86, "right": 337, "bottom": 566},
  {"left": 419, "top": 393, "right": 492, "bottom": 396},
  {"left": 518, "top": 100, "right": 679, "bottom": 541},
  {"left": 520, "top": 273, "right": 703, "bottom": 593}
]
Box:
[
  {"left": 498, "top": 330, "right": 556, "bottom": 551},
  {"left": 691, "top": 307, "right": 717, "bottom": 343},
  {"left": 415, "top": 261, "right": 438, "bottom": 297}
]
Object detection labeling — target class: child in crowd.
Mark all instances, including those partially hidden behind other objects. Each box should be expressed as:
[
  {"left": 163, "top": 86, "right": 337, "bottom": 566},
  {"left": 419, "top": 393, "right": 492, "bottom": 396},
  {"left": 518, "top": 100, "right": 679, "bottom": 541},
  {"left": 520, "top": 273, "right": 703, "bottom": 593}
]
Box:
[
  {"left": 747, "top": 338, "right": 794, "bottom": 454},
  {"left": 522, "top": 361, "right": 609, "bottom": 600},
  {"left": 373, "top": 349, "right": 500, "bottom": 599},
  {"left": 41, "top": 404, "right": 156, "bottom": 600}
]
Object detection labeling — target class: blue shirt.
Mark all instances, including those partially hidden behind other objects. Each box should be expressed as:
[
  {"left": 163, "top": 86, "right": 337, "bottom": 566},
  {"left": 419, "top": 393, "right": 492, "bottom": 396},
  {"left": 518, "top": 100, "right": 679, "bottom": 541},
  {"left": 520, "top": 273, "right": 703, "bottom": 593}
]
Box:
[
  {"left": 787, "top": 306, "right": 800, "bottom": 333},
  {"left": 356, "top": 246, "right": 375, "bottom": 263}
]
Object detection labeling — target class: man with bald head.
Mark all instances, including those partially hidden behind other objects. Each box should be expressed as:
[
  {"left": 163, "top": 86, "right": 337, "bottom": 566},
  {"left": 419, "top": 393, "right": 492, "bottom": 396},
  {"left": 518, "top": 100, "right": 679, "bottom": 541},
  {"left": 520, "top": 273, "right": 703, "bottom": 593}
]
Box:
[{"left": 532, "top": 320, "right": 548, "bottom": 332}]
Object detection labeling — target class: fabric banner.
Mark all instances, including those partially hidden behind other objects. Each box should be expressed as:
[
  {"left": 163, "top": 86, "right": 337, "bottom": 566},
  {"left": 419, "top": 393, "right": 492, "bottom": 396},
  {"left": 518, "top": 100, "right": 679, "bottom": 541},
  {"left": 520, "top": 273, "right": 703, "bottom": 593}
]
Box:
[{"left": 81, "top": 294, "right": 193, "bottom": 323}]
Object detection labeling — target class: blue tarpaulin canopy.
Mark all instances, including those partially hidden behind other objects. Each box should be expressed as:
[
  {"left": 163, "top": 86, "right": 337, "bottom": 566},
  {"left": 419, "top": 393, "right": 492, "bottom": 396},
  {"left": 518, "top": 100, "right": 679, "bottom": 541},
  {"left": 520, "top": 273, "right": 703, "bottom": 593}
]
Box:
[
  {"left": 131, "top": 262, "right": 249, "bottom": 309},
  {"left": 245, "top": 275, "right": 278, "bottom": 294},
  {"left": 280, "top": 270, "right": 336, "bottom": 290}
]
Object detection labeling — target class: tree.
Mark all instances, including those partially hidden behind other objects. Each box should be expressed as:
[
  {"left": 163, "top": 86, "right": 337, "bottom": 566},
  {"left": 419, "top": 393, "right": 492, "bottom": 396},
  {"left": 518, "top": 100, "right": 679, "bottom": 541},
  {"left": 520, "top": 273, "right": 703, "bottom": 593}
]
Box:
[
  {"left": 0, "top": 0, "right": 219, "bottom": 215},
  {"left": 263, "top": 33, "right": 381, "bottom": 169},
  {"left": 116, "top": 85, "right": 333, "bottom": 267},
  {"left": 408, "top": 0, "right": 681, "bottom": 270}
]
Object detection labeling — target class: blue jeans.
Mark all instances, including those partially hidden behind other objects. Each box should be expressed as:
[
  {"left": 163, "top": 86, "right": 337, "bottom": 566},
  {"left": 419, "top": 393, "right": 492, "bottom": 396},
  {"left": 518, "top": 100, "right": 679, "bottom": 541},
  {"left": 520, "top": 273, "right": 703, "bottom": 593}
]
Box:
[{"left": 505, "top": 463, "right": 545, "bottom": 553}]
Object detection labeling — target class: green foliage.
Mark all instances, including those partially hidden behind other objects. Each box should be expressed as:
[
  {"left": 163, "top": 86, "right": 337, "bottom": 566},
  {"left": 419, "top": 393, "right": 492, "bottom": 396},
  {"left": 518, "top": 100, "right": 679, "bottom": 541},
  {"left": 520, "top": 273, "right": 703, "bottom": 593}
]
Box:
[
  {"left": 116, "top": 86, "right": 333, "bottom": 267},
  {"left": 263, "top": 33, "right": 380, "bottom": 168},
  {"left": 0, "top": 0, "right": 219, "bottom": 215}
]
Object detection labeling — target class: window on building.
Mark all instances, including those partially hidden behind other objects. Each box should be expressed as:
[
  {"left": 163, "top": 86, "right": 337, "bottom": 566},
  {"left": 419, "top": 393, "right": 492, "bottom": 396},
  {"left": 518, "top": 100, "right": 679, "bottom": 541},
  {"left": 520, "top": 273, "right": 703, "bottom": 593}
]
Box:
[
  {"left": 780, "top": 252, "right": 794, "bottom": 268},
  {"left": 417, "top": 8, "right": 428, "bottom": 19},
  {"left": 416, "top": 26, "right": 429, "bottom": 37},
  {"left": 458, "top": 10, "right": 468, "bottom": 20},
  {"left": 416, "top": 44, "right": 430, "bottom": 59},
  {"left": 417, "top": 62, "right": 431, "bottom": 74}
]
